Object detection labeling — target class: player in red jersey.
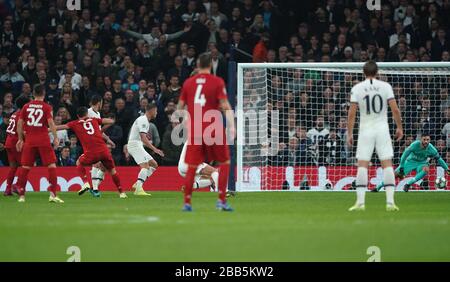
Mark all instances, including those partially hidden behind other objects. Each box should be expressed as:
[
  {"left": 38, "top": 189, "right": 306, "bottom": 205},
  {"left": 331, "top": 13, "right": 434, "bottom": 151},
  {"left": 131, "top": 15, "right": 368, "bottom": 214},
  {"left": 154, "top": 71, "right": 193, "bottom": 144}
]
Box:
[
  {"left": 56, "top": 106, "right": 127, "bottom": 198},
  {"left": 177, "top": 53, "right": 235, "bottom": 211},
  {"left": 3, "top": 95, "right": 30, "bottom": 196},
  {"left": 16, "top": 85, "right": 63, "bottom": 203}
]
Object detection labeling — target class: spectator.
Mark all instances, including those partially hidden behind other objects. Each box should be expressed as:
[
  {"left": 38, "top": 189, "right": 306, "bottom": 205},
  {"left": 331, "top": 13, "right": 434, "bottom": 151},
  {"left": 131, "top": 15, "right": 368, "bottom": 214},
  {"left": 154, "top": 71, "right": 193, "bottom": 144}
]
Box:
[
  {"left": 161, "top": 118, "right": 183, "bottom": 165},
  {"left": 318, "top": 129, "right": 346, "bottom": 166},
  {"left": 57, "top": 146, "right": 76, "bottom": 166},
  {"left": 68, "top": 135, "right": 82, "bottom": 162},
  {"left": 58, "top": 61, "right": 82, "bottom": 90},
  {"left": 104, "top": 113, "right": 124, "bottom": 165}
]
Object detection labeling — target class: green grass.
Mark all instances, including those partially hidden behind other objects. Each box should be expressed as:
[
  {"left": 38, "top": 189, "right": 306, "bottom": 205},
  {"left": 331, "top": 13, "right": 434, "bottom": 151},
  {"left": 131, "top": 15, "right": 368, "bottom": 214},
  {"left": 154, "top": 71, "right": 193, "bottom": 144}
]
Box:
[{"left": 1, "top": 191, "right": 450, "bottom": 262}]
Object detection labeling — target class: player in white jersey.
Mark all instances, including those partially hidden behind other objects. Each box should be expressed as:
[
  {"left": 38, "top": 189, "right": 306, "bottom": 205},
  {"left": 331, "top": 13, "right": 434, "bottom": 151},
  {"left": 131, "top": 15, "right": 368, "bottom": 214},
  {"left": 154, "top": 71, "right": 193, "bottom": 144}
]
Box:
[
  {"left": 78, "top": 95, "right": 117, "bottom": 196},
  {"left": 178, "top": 142, "right": 219, "bottom": 192},
  {"left": 126, "top": 103, "right": 164, "bottom": 196},
  {"left": 347, "top": 61, "right": 403, "bottom": 212}
]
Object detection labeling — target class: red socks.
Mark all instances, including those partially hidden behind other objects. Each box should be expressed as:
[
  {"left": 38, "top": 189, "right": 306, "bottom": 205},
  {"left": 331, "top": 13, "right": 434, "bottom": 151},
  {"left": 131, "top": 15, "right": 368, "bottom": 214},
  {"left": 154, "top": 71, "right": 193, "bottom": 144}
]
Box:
[
  {"left": 111, "top": 173, "right": 122, "bottom": 193},
  {"left": 77, "top": 164, "right": 87, "bottom": 182},
  {"left": 16, "top": 167, "right": 30, "bottom": 196},
  {"left": 184, "top": 166, "right": 196, "bottom": 205},
  {"left": 48, "top": 167, "right": 58, "bottom": 196},
  {"left": 218, "top": 164, "right": 230, "bottom": 203},
  {"left": 6, "top": 166, "right": 17, "bottom": 192}
]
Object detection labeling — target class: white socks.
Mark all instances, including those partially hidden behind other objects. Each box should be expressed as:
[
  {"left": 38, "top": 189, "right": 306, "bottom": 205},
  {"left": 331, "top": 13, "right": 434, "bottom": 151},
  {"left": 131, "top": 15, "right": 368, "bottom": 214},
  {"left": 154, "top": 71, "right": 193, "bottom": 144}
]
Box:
[
  {"left": 195, "top": 178, "right": 213, "bottom": 189},
  {"left": 136, "top": 167, "right": 156, "bottom": 189},
  {"left": 383, "top": 166, "right": 396, "bottom": 205},
  {"left": 211, "top": 171, "right": 219, "bottom": 192},
  {"left": 91, "top": 167, "right": 104, "bottom": 191},
  {"left": 356, "top": 167, "right": 368, "bottom": 205}
]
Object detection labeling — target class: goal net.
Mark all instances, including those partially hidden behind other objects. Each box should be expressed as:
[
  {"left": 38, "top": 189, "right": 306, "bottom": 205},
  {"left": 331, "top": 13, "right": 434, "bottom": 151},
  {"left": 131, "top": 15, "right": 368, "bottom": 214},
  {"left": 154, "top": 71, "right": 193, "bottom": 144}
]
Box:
[{"left": 236, "top": 62, "right": 450, "bottom": 191}]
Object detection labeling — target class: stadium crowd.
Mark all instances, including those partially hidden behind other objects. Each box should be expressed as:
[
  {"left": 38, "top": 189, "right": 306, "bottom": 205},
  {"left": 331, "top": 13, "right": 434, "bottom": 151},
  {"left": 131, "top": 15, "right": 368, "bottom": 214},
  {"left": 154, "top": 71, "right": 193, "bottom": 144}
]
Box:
[{"left": 0, "top": 0, "right": 450, "bottom": 168}]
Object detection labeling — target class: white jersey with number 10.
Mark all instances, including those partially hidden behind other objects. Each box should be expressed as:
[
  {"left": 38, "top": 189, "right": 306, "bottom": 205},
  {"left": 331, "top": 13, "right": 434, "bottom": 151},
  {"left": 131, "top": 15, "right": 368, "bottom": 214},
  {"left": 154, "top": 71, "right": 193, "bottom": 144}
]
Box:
[
  {"left": 351, "top": 78, "right": 395, "bottom": 161},
  {"left": 350, "top": 78, "right": 395, "bottom": 129}
]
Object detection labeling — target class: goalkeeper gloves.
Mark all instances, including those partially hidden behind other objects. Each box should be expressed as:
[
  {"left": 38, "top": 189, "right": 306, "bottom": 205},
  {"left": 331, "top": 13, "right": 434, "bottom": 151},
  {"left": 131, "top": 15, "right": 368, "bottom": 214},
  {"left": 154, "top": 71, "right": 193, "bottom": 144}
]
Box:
[{"left": 396, "top": 167, "right": 405, "bottom": 179}]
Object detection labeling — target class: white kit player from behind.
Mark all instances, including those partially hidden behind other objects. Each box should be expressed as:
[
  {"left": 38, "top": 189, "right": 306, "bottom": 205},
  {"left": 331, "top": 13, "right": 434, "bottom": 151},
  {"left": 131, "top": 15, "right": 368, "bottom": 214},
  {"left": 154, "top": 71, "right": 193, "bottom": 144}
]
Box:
[
  {"left": 126, "top": 103, "right": 164, "bottom": 196},
  {"left": 347, "top": 61, "right": 404, "bottom": 212}
]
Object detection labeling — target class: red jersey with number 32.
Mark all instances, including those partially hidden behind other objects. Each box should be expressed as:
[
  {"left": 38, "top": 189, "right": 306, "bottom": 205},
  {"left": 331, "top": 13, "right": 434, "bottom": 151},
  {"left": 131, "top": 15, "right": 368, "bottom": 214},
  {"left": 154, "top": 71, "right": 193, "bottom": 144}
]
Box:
[
  {"left": 67, "top": 118, "right": 107, "bottom": 154},
  {"left": 179, "top": 73, "right": 227, "bottom": 140},
  {"left": 20, "top": 100, "right": 53, "bottom": 146},
  {"left": 5, "top": 109, "right": 21, "bottom": 149}
]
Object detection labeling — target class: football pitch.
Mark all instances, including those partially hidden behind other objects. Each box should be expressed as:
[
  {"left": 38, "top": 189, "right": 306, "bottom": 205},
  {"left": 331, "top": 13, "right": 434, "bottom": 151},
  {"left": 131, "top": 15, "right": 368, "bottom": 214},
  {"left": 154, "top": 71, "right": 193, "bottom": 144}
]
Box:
[{"left": 1, "top": 191, "right": 450, "bottom": 262}]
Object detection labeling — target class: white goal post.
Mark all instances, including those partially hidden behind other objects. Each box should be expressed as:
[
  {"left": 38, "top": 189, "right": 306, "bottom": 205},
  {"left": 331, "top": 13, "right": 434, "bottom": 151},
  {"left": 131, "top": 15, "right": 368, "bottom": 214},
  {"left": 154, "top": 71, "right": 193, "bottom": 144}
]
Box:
[{"left": 236, "top": 62, "right": 450, "bottom": 192}]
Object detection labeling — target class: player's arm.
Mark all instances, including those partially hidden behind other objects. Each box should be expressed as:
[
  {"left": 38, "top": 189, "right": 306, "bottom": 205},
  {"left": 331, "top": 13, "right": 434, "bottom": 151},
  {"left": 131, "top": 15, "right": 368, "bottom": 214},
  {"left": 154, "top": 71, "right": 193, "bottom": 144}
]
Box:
[
  {"left": 140, "top": 132, "right": 164, "bottom": 157},
  {"left": 399, "top": 143, "right": 414, "bottom": 168},
  {"left": 388, "top": 98, "right": 404, "bottom": 141},
  {"left": 429, "top": 144, "right": 450, "bottom": 173},
  {"left": 55, "top": 124, "right": 70, "bottom": 131},
  {"left": 16, "top": 118, "right": 25, "bottom": 152},
  {"left": 346, "top": 102, "right": 358, "bottom": 146},
  {"left": 219, "top": 98, "right": 236, "bottom": 141},
  {"left": 101, "top": 118, "right": 115, "bottom": 126},
  {"left": 48, "top": 116, "right": 59, "bottom": 148}
]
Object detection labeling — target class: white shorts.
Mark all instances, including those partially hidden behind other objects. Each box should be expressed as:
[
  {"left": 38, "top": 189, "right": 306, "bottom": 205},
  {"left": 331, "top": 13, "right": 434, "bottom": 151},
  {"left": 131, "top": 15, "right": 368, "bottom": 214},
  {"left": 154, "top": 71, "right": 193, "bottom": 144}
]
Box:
[
  {"left": 178, "top": 162, "right": 208, "bottom": 177},
  {"left": 127, "top": 141, "right": 153, "bottom": 165},
  {"left": 356, "top": 126, "right": 393, "bottom": 161}
]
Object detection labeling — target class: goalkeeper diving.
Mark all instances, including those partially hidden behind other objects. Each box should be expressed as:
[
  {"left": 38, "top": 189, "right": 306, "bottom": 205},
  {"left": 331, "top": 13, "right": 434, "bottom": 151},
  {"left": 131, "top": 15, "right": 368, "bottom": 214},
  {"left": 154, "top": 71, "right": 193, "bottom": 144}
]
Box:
[{"left": 374, "top": 132, "right": 449, "bottom": 192}]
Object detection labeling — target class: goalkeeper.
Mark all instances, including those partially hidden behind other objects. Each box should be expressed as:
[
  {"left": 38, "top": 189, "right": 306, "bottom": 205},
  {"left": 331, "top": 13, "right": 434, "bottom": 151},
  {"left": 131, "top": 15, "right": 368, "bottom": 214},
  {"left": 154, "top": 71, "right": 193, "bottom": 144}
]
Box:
[{"left": 374, "top": 133, "right": 449, "bottom": 192}]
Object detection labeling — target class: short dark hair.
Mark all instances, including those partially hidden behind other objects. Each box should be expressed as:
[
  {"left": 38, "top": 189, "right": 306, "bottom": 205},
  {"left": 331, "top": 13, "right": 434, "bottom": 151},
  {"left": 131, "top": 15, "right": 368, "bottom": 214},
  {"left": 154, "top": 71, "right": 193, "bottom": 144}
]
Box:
[
  {"left": 146, "top": 103, "right": 157, "bottom": 112},
  {"left": 363, "top": 60, "right": 378, "bottom": 77},
  {"left": 197, "top": 52, "right": 212, "bottom": 69},
  {"left": 77, "top": 106, "right": 88, "bottom": 117},
  {"left": 33, "top": 84, "right": 45, "bottom": 97},
  {"left": 15, "top": 95, "right": 30, "bottom": 109},
  {"left": 90, "top": 95, "right": 103, "bottom": 106}
]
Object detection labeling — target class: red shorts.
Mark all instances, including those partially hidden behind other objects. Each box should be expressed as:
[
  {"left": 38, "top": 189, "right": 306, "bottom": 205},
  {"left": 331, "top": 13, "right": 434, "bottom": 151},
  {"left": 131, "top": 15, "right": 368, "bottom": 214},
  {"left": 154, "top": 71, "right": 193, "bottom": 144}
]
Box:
[
  {"left": 78, "top": 151, "right": 115, "bottom": 171},
  {"left": 6, "top": 147, "right": 22, "bottom": 165},
  {"left": 185, "top": 144, "right": 230, "bottom": 165},
  {"left": 21, "top": 144, "right": 57, "bottom": 166}
]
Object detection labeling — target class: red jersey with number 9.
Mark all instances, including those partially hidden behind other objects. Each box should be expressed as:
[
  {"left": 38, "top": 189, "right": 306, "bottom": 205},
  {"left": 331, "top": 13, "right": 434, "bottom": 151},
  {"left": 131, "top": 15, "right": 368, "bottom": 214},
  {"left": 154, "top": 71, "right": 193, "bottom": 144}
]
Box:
[
  {"left": 20, "top": 100, "right": 52, "bottom": 146},
  {"left": 179, "top": 73, "right": 227, "bottom": 140},
  {"left": 67, "top": 118, "right": 108, "bottom": 154}
]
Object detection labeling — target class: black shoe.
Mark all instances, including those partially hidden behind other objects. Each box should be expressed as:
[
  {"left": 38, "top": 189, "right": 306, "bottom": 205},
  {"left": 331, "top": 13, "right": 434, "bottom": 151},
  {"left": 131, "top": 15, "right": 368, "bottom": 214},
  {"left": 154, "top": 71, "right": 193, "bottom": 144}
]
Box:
[
  {"left": 403, "top": 184, "right": 411, "bottom": 192},
  {"left": 370, "top": 188, "right": 379, "bottom": 193}
]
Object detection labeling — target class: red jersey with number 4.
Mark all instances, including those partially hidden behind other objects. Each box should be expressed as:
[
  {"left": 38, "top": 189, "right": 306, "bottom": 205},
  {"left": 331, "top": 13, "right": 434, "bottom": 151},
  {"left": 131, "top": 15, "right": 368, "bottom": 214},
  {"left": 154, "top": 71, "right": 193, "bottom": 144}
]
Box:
[
  {"left": 20, "top": 100, "right": 53, "bottom": 146},
  {"left": 67, "top": 118, "right": 108, "bottom": 154},
  {"left": 179, "top": 73, "right": 227, "bottom": 140},
  {"left": 5, "top": 109, "right": 21, "bottom": 149}
]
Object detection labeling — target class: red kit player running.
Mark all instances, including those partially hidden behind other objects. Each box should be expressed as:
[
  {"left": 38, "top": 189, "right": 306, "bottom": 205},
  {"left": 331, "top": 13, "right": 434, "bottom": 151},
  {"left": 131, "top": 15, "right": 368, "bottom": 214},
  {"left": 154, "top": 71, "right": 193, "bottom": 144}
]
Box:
[
  {"left": 177, "top": 53, "right": 236, "bottom": 211},
  {"left": 16, "top": 85, "right": 63, "bottom": 203},
  {"left": 56, "top": 106, "right": 127, "bottom": 198},
  {"left": 3, "top": 95, "right": 30, "bottom": 196}
]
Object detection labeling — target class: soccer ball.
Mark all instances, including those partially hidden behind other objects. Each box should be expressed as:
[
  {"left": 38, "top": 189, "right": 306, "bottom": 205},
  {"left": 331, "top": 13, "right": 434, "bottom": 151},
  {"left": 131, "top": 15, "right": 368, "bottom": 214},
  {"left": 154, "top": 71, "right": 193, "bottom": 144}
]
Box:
[
  {"left": 435, "top": 177, "right": 447, "bottom": 190},
  {"left": 324, "top": 179, "right": 334, "bottom": 190}
]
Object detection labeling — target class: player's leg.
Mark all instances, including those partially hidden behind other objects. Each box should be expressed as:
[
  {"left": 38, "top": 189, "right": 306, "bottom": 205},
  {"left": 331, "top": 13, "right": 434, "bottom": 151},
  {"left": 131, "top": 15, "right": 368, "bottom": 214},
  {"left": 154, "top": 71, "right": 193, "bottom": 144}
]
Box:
[
  {"left": 76, "top": 154, "right": 93, "bottom": 196},
  {"left": 4, "top": 149, "right": 19, "bottom": 196},
  {"left": 91, "top": 162, "right": 106, "bottom": 191},
  {"left": 404, "top": 163, "right": 429, "bottom": 192},
  {"left": 198, "top": 164, "right": 218, "bottom": 191},
  {"left": 40, "top": 146, "right": 63, "bottom": 203},
  {"left": 209, "top": 144, "right": 233, "bottom": 211},
  {"left": 380, "top": 159, "right": 399, "bottom": 211},
  {"left": 102, "top": 152, "right": 127, "bottom": 198},
  {"left": 127, "top": 142, "right": 154, "bottom": 196},
  {"left": 349, "top": 131, "right": 374, "bottom": 211},
  {"left": 16, "top": 145, "right": 36, "bottom": 202}
]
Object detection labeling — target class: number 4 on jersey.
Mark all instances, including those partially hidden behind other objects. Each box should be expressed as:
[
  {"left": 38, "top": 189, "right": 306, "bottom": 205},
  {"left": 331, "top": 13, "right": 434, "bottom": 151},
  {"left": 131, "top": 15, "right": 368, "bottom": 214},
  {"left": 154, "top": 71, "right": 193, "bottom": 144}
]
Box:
[{"left": 194, "top": 84, "right": 206, "bottom": 107}]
